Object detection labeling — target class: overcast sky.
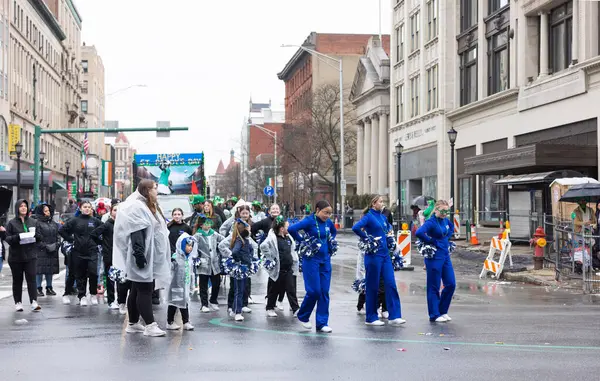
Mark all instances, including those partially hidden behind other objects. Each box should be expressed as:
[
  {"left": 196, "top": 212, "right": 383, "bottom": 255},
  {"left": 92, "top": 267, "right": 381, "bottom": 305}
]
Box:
[{"left": 75, "top": 0, "right": 392, "bottom": 174}]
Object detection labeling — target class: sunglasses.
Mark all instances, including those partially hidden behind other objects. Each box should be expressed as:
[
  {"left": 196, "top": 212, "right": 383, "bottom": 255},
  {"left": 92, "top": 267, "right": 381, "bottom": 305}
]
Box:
[{"left": 438, "top": 209, "right": 450, "bottom": 215}]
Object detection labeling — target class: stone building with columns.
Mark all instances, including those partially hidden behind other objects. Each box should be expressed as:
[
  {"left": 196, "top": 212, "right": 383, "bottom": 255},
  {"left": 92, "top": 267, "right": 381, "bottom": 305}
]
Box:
[
  {"left": 445, "top": 0, "right": 600, "bottom": 234},
  {"left": 350, "top": 35, "right": 391, "bottom": 199}
]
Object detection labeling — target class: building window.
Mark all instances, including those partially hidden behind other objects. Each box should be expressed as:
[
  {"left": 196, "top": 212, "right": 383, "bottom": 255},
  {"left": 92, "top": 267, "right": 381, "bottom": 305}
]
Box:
[
  {"left": 460, "top": 47, "right": 477, "bottom": 106},
  {"left": 81, "top": 100, "right": 88, "bottom": 113},
  {"left": 396, "top": 24, "right": 404, "bottom": 62},
  {"left": 410, "top": 12, "right": 420, "bottom": 52},
  {"left": 459, "top": 177, "right": 473, "bottom": 222},
  {"left": 82, "top": 80, "right": 88, "bottom": 94},
  {"left": 549, "top": 2, "right": 573, "bottom": 74},
  {"left": 460, "top": 0, "right": 477, "bottom": 32},
  {"left": 395, "top": 84, "right": 404, "bottom": 123},
  {"left": 82, "top": 60, "right": 88, "bottom": 73},
  {"left": 423, "top": 176, "right": 437, "bottom": 198},
  {"left": 488, "top": 29, "right": 509, "bottom": 95},
  {"left": 489, "top": 0, "right": 508, "bottom": 14},
  {"left": 480, "top": 175, "right": 506, "bottom": 222},
  {"left": 426, "top": 65, "right": 438, "bottom": 111},
  {"left": 410, "top": 76, "right": 420, "bottom": 118},
  {"left": 427, "top": 0, "right": 438, "bottom": 41}
]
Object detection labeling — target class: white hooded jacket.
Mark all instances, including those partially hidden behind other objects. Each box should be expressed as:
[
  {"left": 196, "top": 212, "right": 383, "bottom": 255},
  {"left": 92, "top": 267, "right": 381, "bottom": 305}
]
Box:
[{"left": 259, "top": 230, "right": 298, "bottom": 281}]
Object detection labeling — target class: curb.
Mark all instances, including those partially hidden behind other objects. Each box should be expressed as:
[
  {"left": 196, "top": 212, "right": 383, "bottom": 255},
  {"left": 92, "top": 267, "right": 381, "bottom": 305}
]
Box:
[{"left": 501, "top": 272, "right": 554, "bottom": 287}]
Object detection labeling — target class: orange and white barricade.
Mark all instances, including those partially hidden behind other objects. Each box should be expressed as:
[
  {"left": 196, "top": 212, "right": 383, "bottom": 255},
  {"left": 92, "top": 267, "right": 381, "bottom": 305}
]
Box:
[
  {"left": 453, "top": 211, "right": 460, "bottom": 239},
  {"left": 479, "top": 236, "right": 512, "bottom": 279},
  {"left": 397, "top": 226, "right": 412, "bottom": 266}
]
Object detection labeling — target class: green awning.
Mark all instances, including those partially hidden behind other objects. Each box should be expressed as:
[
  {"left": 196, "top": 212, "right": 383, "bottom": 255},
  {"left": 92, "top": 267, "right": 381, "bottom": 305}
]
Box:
[{"left": 52, "top": 180, "right": 67, "bottom": 191}]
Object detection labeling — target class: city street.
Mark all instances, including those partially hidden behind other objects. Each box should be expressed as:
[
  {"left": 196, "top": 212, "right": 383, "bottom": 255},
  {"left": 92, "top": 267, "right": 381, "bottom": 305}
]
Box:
[{"left": 0, "top": 235, "right": 598, "bottom": 381}]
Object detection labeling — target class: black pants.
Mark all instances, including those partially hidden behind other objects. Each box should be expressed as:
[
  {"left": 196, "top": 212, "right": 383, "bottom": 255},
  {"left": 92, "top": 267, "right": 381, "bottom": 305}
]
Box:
[
  {"left": 275, "top": 275, "right": 297, "bottom": 303},
  {"left": 167, "top": 304, "right": 190, "bottom": 324},
  {"left": 64, "top": 254, "right": 77, "bottom": 296},
  {"left": 74, "top": 256, "right": 98, "bottom": 299},
  {"left": 104, "top": 263, "right": 116, "bottom": 304},
  {"left": 266, "top": 270, "right": 299, "bottom": 312},
  {"left": 128, "top": 281, "right": 155, "bottom": 324},
  {"left": 357, "top": 278, "right": 387, "bottom": 311},
  {"left": 199, "top": 274, "right": 221, "bottom": 306},
  {"left": 9, "top": 260, "right": 37, "bottom": 304},
  {"left": 117, "top": 280, "right": 132, "bottom": 304},
  {"left": 228, "top": 277, "right": 250, "bottom": 309}
]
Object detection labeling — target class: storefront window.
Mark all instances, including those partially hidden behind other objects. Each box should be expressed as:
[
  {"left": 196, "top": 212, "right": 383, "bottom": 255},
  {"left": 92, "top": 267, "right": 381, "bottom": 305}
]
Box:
[
  {"left": 459, "top": 177, "right": 473, "bottom": 222},
  {"left": 480, "top": 175, "right": 505, "bottom": 222},
  {"left": 423, "top": 176, "right": 437, "bottom": 199}
]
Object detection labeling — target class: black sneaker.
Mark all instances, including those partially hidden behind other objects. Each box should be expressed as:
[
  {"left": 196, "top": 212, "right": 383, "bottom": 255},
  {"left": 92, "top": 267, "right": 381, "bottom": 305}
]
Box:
[
  {"left": 37, "top": 288, "right": 45, "bottom": 297},
  {"left": 46, "top": 287, "right": 57, "bottom": 296}
]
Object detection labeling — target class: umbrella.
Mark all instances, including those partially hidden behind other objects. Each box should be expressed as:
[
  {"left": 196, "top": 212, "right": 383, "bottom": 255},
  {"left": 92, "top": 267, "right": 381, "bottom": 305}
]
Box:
[
  {"left": 559, "top": 183, "right": 600, "bottom": 202},
  {"left": 411, "top": 195, "right": 435, "bottom": 207}
]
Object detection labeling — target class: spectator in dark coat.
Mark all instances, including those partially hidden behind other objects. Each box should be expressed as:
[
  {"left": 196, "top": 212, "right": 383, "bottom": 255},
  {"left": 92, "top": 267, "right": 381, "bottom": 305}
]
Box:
[{"left": 31, "top": 203, "right": 60, "bottom": 297}]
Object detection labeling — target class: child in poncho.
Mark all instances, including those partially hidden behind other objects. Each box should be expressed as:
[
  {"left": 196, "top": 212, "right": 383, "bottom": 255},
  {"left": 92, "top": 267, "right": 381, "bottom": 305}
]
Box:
[{"left": 166, "top": 233, "right": 197, "bottom": 331}]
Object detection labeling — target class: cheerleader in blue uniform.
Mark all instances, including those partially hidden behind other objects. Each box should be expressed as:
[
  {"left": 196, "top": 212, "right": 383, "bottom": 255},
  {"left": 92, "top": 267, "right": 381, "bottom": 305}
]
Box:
[
  {"left": 288, "top": 200, "right": 336, "bottom": 333},
  {"left": 416, "top": 199, "right": 456, "bottom": 322},
  {"left": 352, "top": 195, "right": 405, "bottom": 326}
]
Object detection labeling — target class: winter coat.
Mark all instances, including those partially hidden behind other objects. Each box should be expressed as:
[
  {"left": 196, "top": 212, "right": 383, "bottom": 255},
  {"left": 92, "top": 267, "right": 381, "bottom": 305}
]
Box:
[
  {"left": 218, "top": 232, "right": 258, "bottom": 262},
  {"left": 4, "top": 199, "right": 40, "bottom": 263},
  {"left": 416, "top": 216, "right": 454, "bottom": 258},
  {"left": 194, "top": 229, "right": 226, "bottom": 276},
  {"left": 167, "top": 221, "right": 192, "bottom": 254},
  {"left": 168, "top": 233, "right": 197, "bottom": 309},
  {"left": 91, "top": 218, "right": 115, "bottom": 266},
  {"left": 59, "top": 213, "right": 102, "bottom": 259},
  {"left": 219, "top": 216, "right": 235, "bottom": 237},
  {"left": 251, "top": 216, "right": 274, "bottom": 239},
  {"left": 288, "top": 214, "right": 337, "bottom": 262},
  {"left": 213, "top": 205, "right": 227, "bottom": 225},
  {"left": 30, "top": 205, "right": 60, "bottom": 275},
  {"left": 352, "top": 209, "right": 393, "bottom": 257},
  {"left": 252, "top": 211, "right": 266, "bottom": 224},
  {"left": 112, "top": 191, "right": 171, "bottom": 288},
  {"left": 231, "top": 236, "right": 254, "bottom": 266},
  {"left": 259, "top": 230, "right": 298, "bottom": 281}
]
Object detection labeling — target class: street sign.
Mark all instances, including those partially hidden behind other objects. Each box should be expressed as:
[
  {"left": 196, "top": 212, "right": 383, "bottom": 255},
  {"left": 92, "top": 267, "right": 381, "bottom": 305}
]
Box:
[{"left": 264, "top": 186, "right": 275, "bottom": 197}]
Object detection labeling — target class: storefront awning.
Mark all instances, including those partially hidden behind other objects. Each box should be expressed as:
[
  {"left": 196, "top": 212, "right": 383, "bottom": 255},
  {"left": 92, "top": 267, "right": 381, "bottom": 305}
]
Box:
[
  {"left": 464, "top": 144, "right": 597, "bottom": 175},
  {"left": 52, "top": 181, "right": 67, "bottom": 191},
  {"left": 0, "top": 170, "right": 53, "bottom": 187},
  {"left": 494, "top": 170, "right": 584, "bottom": 185}
]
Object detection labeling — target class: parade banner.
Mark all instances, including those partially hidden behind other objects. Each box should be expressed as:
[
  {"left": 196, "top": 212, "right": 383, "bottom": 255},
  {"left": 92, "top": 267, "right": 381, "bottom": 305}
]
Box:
[
  {"left": 8, "top": 124, "right": 21, "bottom": 155},
  {"left": 133, "top": 153, "right": 205, "bottom": 195}
]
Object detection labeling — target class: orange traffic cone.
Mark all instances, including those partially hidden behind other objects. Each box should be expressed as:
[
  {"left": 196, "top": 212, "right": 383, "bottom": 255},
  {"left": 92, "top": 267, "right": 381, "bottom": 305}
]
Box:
[
  {"left": 334, "top": 217, "right": 340, "bottom": 229},
  {"left": 470, "top": 224, "right": 479, "bottom": 245}
]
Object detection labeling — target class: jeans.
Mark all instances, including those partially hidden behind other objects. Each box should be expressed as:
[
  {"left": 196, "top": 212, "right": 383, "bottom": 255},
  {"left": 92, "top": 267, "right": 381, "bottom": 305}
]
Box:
[
  {"left": 9, "top": 260, "right": 37, "bottom": 304},
  {"left": 233, "top": 278, "right": 246, "bottom": 314},
  {"left": 228, "top": 276, "right": 250, "bottom": 309},
  {"left": 128, "top": 281, "right": 155, "bottom": 324},
  {"left": 199, "top": 274, "right": 221, "bottom": 307},
  {"left": 167, "top": 304, "right": 190, "bottom": 324},
  {"left": 0, "top": 256, "right": 4, "bottom": 274},
  {"left": 266, "top": 270, "right": 299, "bottom": 312},
  {"left": 36, "top": 273, "right": 53, "bottom": 289}
]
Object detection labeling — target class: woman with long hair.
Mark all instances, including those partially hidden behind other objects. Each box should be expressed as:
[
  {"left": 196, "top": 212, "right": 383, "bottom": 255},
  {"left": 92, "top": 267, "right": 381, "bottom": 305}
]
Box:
[
  {"left": 352, "top": 195, "right": 404, "bottom": 326},
  {"left": 167, "top": 208, "right": 192, "bottom": 254},
  {"left": 113, "top": 180, "right": 171, "bottom": 337},
  {"left": 31, "top": 203, "right": 60, "bottom": 297},
  {"left": 202, "top": 201, "right": 223, "bottom": 231},
  {"left": 416, "top": 199, "right": 456, "bottom": 323},
  {"left": 91, "top": 203, "right": 120, "bottom": 310},
  {"left": 288, "top": 200, "right": 337, "bottom": 333}
]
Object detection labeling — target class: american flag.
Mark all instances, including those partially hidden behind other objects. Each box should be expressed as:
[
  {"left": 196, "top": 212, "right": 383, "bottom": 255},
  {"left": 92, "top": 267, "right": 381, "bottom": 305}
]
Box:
[{"left": 83, "top": 132, "right": 89, "bottom": 154}]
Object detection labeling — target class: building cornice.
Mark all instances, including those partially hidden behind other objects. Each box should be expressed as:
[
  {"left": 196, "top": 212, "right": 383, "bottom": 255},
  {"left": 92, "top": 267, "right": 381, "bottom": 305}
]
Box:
[
  {"left": 351, "top": 84, "right": 390, "bottom": 105},
  {"left": 66, "top": 0, "right": 82, "bottom": 28},
  {"left": 390, "top": 109, "right": 445, "bottom": 133},
  {"left": 28, "top": 0, "right": 66, "bottom": 41},
  {"left": 446, "top": 88, "right": 519, "bottom": 121}
]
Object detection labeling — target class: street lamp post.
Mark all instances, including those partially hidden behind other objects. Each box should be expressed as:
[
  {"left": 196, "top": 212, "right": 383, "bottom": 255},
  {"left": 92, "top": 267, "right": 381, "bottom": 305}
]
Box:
[
  {"left": 251, "top": 125, "right": 278, "bottom": 204},
  {"left": 447, "top": 128, "right": 458, "bottom": 202},
  {"left": 281, "top": 44, "right": 345, "bottom": 226},
  {"left": 395, "top": 143, "right": 404, "bottom": 225},
  {"left": 76, "top": 170, "right": 80, "bottom": 199},
  {"left": 39, "top": 151, "right": 46, "bottom": 203},
  {"left": 332, "top": 154, "right": 339, "bottom": 217},
  {"left": 15, "top": 142, "right": 23, "bottom": 199},
  {"left": 65, "top": 160, "right": 71, "bottom": 199}
]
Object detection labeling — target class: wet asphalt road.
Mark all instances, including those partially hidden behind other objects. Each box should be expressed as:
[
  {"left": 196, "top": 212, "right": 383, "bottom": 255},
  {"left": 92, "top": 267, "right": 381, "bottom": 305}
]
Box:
[{"left": 0, "top": 235, "right": 599, "bottom": 381}]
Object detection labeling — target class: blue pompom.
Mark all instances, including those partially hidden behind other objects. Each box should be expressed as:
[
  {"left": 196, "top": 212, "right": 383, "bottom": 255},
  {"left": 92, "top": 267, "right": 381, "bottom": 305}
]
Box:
[
  {"left": 221, "top": 257, "right": 236, "bottom": 274},
  {"left": 262, "top": 258, "right": 277, "bottom": 271},
  {"left": 358, "top": 235, "right": 381, "bottom": 255},
  {"left": 255, "top": 231, "right": 266, "bottom": 245},
  {"left": 329, "top": 237, "right": 339, "bottom": 257},
  {"left": 108, "top": 266, "right": 127, "bottom": 284},
  {"left": 192, "top": 257, "right": 202, "bottom": 268},
  {"left": 386, "top": 235, "right": 397, "bottom": 251},
  {"left": 416, "top": 240, "right": 437, "bottom": 259},
  {"left": 390, "top": 252, "right": 405, "bottom": 270},
  {"left": 448, "top": 241, "right": 457, "bottom": 254},
  {"left": 296, "top": 234, "right": 322, "bottom": 258},
  {"left": 351, "top": 278, "right": 366, "bottom": 294},
  {"left": 61, "top": 241, "right": 73, "bottom": 256}
]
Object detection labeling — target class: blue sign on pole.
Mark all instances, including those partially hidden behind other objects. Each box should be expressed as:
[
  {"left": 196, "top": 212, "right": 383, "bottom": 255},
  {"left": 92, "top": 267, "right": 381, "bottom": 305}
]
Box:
[{"left": 264, "top": 186, "right": 275, "bottom": 197}]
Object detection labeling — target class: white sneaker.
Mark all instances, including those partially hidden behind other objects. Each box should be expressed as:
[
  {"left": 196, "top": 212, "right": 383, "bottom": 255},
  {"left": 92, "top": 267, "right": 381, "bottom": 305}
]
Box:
[
  {"left": 248, "top": 296, "right": 255, "bottom": 304},
  {"left": 389, "top": 318, "right": 407, "bottom": 326},
  {"left": 62, "top": 296, "right": 71, "bottom": 305},
  {"left": 79, "top": 297, "right": 88, "bottom": 307},
  {"left": 15, "top": 302, "right": 24, "bottom": 312},
  {"left": 442, "top": 314, "right": 452, "bottom": 321},
  {"left": 319, "top": 326, "right": 333, "bottom": 333},
  {"left": 293, "top": 310, "right": 298, "bottom": 317},
  {"left": 166, "top": 322, "right": 181, "bottom": 330},
  {"left": 119, "top": 304, "right": 127, "bottom": 315},
  {"left": 242, "top": 306, "right": 252, "bottom": 313},
  {"left": 90, "top": 296, "right": 98, "bottom": 306},
  {"left": 108, "top": 302, "right": 119, "bottom": 310},
  {"left": 435, "top": 316, "right": 448, "bottom": 323},
  {"left": 378, "top": 310, "right": 382, "bottom": 318},
  {"left": 266, "top": 309, "right": 278, "bottom": 318},
  {"left": 183, "top": 322, "right": 195, "bottom": 331},
  {"left": 356, "top": 308, "right": 366, "bottom": 315},
  {"left": 234, "top": 314, "right": 244, "bottom": 321},
  {"left": 382, "top": 311, "right": 389, "bottom": 319},
  {"left": 31, "top": 300, "right": 41, "bottom": 312},
  {"left": 126, "top": 322, "right": 145, "bottom": 333},
  {"left": 209, "top": 303, "right": 220, "bottom": 311},
  {"left": 276, "top": 303, "right": 284, "bottom": 311},
  {"left": 143, "top": 322, "right": 166, "bottom": 337},
  {"left": 300, "top": 320, "right": 312, "bottom": 330},
  {"left": 365, "top": 320, "right": 385, "bottom": 326},
  {"left": 201, "top": 306, "right": 211, "bottom": 313},
  {"left": 228, "top": 308, "right": 235, "bottom": 317}
]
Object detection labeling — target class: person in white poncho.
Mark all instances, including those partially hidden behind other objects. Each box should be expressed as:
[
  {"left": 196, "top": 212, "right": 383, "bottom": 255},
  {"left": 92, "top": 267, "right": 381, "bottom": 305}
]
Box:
[
  {"left": 166, "top": 233, "right": 197, "bottom": 331},
  {"left": 113, "top": 180, "right": 171, "bottom": 337}
]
